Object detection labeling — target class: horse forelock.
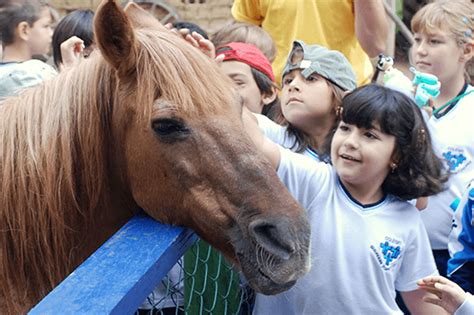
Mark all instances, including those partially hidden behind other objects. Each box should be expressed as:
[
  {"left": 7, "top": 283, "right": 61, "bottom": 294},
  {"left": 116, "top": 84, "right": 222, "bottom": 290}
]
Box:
[{"left": 132, "top": 28, "right": 238, "bottom": 119}]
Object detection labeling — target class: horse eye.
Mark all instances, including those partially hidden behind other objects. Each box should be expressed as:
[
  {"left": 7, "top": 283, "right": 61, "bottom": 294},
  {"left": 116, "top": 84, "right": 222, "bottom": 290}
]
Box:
[{"left": 151, "top": 118, "right": 190, "bottom": 141}]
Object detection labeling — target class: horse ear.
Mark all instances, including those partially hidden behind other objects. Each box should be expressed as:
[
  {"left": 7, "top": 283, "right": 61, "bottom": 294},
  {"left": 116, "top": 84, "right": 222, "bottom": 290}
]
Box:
[
  {"left": 124, "top": 2, "right": 166, "bottom": 30},
  {"left": 94, "top": 0, "right": 137, "bottom": 74}
]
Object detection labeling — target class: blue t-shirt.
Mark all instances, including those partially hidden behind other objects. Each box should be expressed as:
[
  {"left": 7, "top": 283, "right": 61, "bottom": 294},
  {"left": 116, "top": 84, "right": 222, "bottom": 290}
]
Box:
[{"left": 448, "top": 181, "right": 474, "bottom": 276}]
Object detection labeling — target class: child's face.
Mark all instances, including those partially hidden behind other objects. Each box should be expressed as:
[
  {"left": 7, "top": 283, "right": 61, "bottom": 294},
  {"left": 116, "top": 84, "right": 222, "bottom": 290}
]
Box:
[
  {"left": 281, "top": 69, "right": 334, "bottom": 131},
  {"left": 28, "top": 7, "right": 53, "bottom": 56},
  {"left": 331, "top": 121, "right": 396, "bottom": 195},
  {"left": 411, "top": 26, "right": 467, "bottom": 84},
  {"left": 220, "top": 60, "right": 266, "bottom": 114}
]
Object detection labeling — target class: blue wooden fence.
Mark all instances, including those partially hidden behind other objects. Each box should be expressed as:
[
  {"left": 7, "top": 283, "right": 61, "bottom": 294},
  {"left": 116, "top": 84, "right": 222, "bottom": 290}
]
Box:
[{"left": 29, "top": 212, "right": 198, "bottom": 314}]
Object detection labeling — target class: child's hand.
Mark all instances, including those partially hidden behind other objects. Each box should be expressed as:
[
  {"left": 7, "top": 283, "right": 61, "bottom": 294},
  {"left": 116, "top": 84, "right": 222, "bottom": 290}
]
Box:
[
  {"left": 417, "top": 275, "right": 466, "bottom": 314},
  {"left": 164, "top": 24, "right": 216, "bottom": 60},
  {"left": 186, "top": 31, "right": 216, "bottom": 59},
  {"left": 59, "top": 36, "right": 85, "bottom": 70},
  {"left": 59, "top": 36, "right": 85, "bottom": 67}
]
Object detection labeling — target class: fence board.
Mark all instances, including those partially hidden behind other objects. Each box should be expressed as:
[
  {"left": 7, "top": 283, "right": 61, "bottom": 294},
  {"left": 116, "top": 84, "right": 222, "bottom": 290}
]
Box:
[{"left": 29, "top": 212, "right": 198, "bottom": 315}]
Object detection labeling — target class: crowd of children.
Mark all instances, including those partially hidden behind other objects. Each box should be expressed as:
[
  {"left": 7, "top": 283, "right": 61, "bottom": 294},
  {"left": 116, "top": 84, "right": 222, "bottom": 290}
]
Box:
[{"left": 1, "top": 0, "right": 473, "bottom": 314}]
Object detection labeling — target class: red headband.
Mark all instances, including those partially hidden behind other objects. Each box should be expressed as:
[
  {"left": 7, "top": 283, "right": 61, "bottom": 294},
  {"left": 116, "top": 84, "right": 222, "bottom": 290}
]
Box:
[{"left": 216, "top": 42, "right": 275, "bottom": 82}]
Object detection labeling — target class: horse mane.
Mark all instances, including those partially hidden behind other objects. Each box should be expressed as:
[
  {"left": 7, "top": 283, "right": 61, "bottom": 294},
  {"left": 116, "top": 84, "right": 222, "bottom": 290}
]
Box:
[
  {"left": 0, "top": 25, "right": 235, "bottom": 311},
  {"left": 0, "top": 55, "right": 112, "bottom": 309}
]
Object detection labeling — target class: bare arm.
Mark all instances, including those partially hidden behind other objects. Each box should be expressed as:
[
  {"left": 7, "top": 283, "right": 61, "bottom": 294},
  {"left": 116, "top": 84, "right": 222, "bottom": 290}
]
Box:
[
  {"left": 401, "top": 289, "right": 449, "bottom": 315},
  {"left": 417, "top": 275, "right": 468, "bottom": 314},
  {"left": 242, "top": 107, "right": 281, "bottom": 168},
  {"left": 354, "top": 0, "right": 389, "bottom": 57}
]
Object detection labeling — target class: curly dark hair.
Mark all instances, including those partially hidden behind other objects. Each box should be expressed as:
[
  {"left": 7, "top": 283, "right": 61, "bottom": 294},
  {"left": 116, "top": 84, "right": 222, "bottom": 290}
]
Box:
[{"left": 340, "top": 84, "right": 448, "bottom": 200}]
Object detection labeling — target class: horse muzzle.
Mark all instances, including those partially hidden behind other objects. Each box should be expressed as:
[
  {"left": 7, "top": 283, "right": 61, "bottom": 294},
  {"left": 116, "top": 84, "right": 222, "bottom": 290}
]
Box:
[{"left": 232, "top": 215, "right": 311, "bottom": 295}]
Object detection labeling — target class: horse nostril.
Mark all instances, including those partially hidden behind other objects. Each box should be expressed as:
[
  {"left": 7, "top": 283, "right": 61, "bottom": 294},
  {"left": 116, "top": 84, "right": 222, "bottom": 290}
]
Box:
[{"left": 249, "top": 218, "right": 296, "bottom": 260}]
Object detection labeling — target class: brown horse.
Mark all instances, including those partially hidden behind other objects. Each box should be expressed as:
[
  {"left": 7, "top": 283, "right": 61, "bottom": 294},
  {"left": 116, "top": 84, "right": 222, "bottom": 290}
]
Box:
[{"left": 0, "top": 1, "right": 310, "bottom": 313}]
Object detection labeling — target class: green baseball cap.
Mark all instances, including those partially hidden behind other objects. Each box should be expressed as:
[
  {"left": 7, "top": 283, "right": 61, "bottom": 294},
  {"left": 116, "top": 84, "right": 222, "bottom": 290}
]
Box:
[{"left": 282, "top": 40, "right": 357, "bottom": 91}]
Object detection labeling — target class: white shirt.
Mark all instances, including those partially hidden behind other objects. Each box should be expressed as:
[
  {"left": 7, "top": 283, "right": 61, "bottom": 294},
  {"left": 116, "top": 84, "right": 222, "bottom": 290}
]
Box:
[
  {"left": 455, "top": 292, "right": 474, "bottom": 315},
  {"left": 421, "top": 85, "right": 474, "bottom": 249},
  {"left": 253, "top": 148, "right": 438, "bottom": 314}
]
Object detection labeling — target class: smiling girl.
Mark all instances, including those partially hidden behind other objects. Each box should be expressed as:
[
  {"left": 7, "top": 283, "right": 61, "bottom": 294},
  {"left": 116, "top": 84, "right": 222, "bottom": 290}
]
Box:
[{"left": 243, "top": 84, "right": 448, "bottom": 313}]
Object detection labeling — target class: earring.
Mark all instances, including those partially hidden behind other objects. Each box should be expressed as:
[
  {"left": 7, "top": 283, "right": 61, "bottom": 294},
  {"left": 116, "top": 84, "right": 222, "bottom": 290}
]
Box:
[
  {"left": 390, "top": 162, "right": 398, "bottom": 173},
  {"left": 335, "top": 106, "right": 343, "bottom": 118}
]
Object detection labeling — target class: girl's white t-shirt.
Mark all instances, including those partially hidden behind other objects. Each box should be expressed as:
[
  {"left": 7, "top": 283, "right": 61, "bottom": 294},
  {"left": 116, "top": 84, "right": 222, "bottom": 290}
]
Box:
[
  {"left": 421, "top": 85, "right": 474, "bottom": 249},
  {"left": 253, "top": 147, "right": 437, "bottom": 314}
]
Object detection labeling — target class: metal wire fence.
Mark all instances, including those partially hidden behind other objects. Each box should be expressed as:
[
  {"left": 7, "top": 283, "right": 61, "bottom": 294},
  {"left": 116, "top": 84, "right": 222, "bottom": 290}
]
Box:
[{"left": 135, "top": 239, "right": 254, "bottom": 315}]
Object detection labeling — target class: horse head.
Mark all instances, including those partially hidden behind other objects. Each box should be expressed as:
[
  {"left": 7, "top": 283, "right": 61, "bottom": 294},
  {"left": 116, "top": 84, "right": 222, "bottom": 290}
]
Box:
[{"left": 96, "top": 0, "right": 311, "bottom": 295}]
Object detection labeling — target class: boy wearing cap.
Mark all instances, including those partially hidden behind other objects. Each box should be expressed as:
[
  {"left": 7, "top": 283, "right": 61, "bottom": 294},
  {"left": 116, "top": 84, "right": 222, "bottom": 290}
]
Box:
[
  {"left": 256, "top": 40, "right": 357, "bottom": 162},
  {"left": 216, "top": 42, "right": 278, "bottom": 117}
]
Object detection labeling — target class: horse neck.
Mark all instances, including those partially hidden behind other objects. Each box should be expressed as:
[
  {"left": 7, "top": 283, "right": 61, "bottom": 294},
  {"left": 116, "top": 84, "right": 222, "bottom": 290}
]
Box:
[
  {"left": 0, "top": 62, "right": 140, "bottom": 313},
  {"left": 82, "top": 176, "right": 140, "bottom": 255}
]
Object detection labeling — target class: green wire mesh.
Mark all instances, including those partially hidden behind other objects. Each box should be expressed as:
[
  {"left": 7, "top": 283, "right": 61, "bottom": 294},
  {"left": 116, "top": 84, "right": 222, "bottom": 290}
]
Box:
[{"left": 135, "top": 239, "right": 254, "bottom": 315}]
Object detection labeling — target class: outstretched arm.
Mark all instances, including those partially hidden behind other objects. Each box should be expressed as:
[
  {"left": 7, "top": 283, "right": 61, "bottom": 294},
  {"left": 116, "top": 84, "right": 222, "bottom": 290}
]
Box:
[
  {"left": 242, "top": 107, "right": 280, "bottom": 168},
  {"left": 354, "top": 0, "right": 389, "bottom": 57}
]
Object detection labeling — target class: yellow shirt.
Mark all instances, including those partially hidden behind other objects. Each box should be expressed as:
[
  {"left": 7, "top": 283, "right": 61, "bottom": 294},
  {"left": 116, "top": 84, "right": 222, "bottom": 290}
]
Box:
[{"left": 232, "top": 0, "right": 373, "bottom": 87}]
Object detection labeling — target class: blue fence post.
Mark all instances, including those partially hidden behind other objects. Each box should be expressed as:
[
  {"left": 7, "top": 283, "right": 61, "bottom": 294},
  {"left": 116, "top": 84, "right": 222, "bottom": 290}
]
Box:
[{"left": 29, "top": 212, "right": 198, "bottom": 315}]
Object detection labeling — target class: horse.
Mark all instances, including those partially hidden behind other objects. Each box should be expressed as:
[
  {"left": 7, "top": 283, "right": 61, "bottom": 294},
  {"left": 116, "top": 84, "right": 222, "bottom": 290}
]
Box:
[{"left": 0, "top": 1, "right": 310, "bottom": 313}]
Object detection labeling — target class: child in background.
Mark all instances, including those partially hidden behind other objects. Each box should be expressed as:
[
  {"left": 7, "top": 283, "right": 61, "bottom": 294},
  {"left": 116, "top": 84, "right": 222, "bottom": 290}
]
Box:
[
  {"left": 418, "top": 275, "right": 474, "bottom": 315},
  {"left": 410, "top": 0, "right": 474, "bottom": 279},
  {"left": 0, "top": 0, "right": 56, "bottom": 101},
  {"left": 51, "top": 9, "right": 94, "bottom": 70},
  {"left": 215, "top": 42, "right": 278, "bottom": 117},
  {"left": 257, "top": 40, "right": 356, "bottom": 162},
  {"left": 211, "top": 21, "right": 276, "bottom": 63},
  {"left": 243, "top": 84, "right": 448, "bottom": 313},
  {"left": 171, "top": 22, "right": 279, "bottom": 118}
]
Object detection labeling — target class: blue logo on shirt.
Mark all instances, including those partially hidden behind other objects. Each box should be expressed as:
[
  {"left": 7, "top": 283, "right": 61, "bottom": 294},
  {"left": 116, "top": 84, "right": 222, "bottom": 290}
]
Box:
[
  {"left": 370, "top": 237, "right": 402, "bottom": 270},
  {"left": 442, "top": 151, "right": 467, "bottom": 172},
  {"left": 380, "top": 241, "right": 400, "bottom": 266}
]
